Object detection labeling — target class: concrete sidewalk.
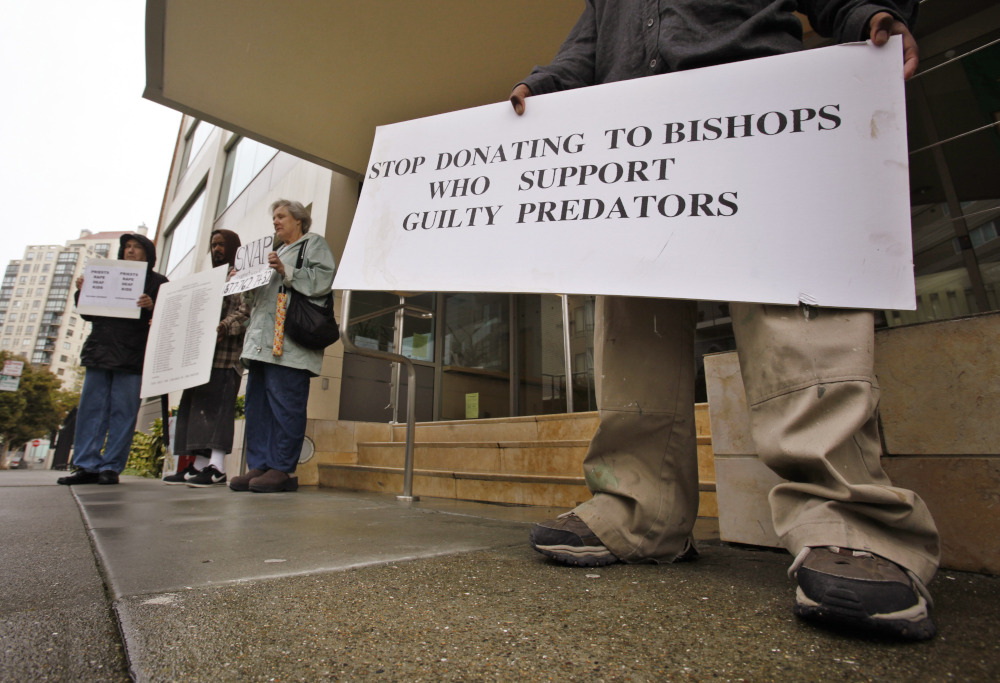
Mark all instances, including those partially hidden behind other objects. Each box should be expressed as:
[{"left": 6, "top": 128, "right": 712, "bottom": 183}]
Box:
[{"left": 2, "top": 469, "right": 999, "bottom": 682}]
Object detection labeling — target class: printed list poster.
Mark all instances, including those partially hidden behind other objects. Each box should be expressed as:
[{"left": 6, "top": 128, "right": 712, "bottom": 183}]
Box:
[
  {"left": 141, "top": 265, "right": 227, "bottom": 398},
  {"left": 76, "top": 259, "right": 148, "bottom": 319}
]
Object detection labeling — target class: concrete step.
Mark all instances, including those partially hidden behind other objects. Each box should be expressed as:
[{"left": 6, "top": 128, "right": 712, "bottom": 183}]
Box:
[
  {"left": 387, "top": 404, "right": 712, "bottom": 443},
  {"left": 318, "top": 402, "right": 717, "bottom": 513},
  {"left": 318, "top": 462, "right": 717, "bottom": 512}
]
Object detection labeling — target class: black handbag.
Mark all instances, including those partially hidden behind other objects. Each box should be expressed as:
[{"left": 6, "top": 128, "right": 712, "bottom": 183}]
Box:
[{"left": 281, "top": 242, "right": 340, "bottom": 349}]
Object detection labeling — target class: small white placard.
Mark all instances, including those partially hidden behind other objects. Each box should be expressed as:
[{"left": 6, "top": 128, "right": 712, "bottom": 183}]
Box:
[
  {"left": 2, "top": 361, "right": 24, "bottom": 377},
  {"left": 141, "top": 266, "right": 227, "bottom": 398},
  {"left": 76, "top": 259, "right": 149, "bottom": 319},
  {"left": 0, "top": 375, "right": 20, "bottom": 392},
  {"left": 222, "top": 235, "right": 276, "bottom": 296},
  {"left": 336, "top": 37, "right": 915, "bottom": 310}
]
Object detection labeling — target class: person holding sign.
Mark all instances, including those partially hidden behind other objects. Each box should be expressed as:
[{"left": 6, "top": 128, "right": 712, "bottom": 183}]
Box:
[
  {"left": 513, "top": 1, "right": 937, "bottom": 640},
  {"left": 163, "top": 229, "right": 250, "bottom": 487},
  {"left": 230, "top": 200, "right": 335, "bottom": 493},
  {"left": 58, "top": 233, "right": 168, "bottom": 486}
]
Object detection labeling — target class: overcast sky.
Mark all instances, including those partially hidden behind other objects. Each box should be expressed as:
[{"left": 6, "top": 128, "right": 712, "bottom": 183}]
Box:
[{"left": 0, "top": 1, "right": 181, "bottom": 269}]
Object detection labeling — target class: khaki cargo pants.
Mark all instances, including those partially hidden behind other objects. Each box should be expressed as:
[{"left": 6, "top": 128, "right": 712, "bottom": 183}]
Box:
[{"left": 575, "top": 296, "right": 940, "bottom": 584}]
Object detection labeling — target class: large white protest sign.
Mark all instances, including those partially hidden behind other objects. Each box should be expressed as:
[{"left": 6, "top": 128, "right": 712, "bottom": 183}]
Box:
[
  {"left": 336, "top": 37, "right": 915, "bottom": 311},
  {"left": 76, "top": 259, "right": 148, "bottom": 318},
  {"left": 222, "top": 235, "right": 276, "bottom": 295},
  {"left": 141, "top": 266, "right": 227, "bottom": 398}
]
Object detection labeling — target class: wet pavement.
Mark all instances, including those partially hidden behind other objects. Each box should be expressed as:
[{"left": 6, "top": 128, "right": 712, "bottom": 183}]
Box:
[{"left": 2, "top": 469, "right": 999, "bottom": 681}]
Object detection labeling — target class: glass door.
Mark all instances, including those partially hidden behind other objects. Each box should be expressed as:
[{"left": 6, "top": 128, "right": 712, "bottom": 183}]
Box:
[{"left": 440, "top": 293, "right": 510, "bottom": 419}]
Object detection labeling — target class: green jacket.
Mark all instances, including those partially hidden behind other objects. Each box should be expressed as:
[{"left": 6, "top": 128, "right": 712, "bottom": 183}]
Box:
[{"left": 240, "top": 231, "right": 336, "bottom": 376}]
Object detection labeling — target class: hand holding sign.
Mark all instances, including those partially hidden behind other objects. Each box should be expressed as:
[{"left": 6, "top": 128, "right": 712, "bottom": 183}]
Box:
[{"left": 222, "top": 235, "right": 276, "bottom": 295}]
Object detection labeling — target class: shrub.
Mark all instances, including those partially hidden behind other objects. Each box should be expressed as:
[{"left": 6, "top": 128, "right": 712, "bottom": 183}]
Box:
[{"left": 124, "top": 418, "right": 165, "bottom": 478}]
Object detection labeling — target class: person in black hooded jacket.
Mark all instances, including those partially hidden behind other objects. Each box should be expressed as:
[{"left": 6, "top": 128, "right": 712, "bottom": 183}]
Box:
[{"left": 58, "top": 232, "right": 168, "bottom": 486}]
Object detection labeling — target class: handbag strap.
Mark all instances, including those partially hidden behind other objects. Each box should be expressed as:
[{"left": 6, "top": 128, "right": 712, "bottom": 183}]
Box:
[{"left": 279, "top": 241, "right": 308, "bottom": 294}]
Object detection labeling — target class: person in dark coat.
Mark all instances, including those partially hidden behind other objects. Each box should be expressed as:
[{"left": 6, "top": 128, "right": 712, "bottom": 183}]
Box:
[{"left": 58, "top": 233, "right": 168, "bottom": 486}]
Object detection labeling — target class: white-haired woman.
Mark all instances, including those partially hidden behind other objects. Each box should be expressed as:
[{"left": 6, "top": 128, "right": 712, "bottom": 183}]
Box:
[{"left": 231, "top": 199, "right": 336, "bottom": 493}]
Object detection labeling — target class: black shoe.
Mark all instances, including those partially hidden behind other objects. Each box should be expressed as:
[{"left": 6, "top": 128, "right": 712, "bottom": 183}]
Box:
[
  {"left": 97, "top": 470, "right": 119, "bottom": 485},
  {"left": 530, "top": 512, "right": 620, "bottom": 567},
  {"left": 163, "top": 463, "right": 199, "bottom": 484},
  {"left": 57, "top": 469, "right": 99, "bottom": 486},
  {"left": 791, "top": 546, "right": 936, "bottom": 640},
  {"left": 186, "top": 465, "right": 227, "bottom": 488}
]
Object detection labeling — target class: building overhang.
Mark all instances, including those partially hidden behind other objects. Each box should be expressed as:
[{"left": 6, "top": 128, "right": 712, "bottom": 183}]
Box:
[{"left": 144, "top": 0, "right": 583, "bottom": 180}]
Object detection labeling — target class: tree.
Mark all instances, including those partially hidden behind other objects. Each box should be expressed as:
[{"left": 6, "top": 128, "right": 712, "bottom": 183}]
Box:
[{"left": 0, "top": 351, "right": 78, "bottom": 467}]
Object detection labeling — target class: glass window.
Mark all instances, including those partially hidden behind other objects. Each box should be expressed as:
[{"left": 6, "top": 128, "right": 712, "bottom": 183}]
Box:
[
  {"left": 94, "top": 244, "right": 110, "bottom": 258},
  {"left": 441, "top": 293, "right": 510, "bottom": 420},
  {"left": 516, "top": 294, "right": 576, "bottom": 416},
  {"left": 345, "top": 292, "right": 436, "bottom": 361},
  {"left": 45, "top": 252, "right": 54, "bottom": 261},
  {"left": 217, "top": 136, "right": 278, "bottom": 215},
  {"left": 162, "top": 188, "right": 207, "bottom": 275},
  {"left": 180, "top": 120, "right": 216, "bottom": 172},
  {"left": 888, "top": 30, "right": 1000, "bottom": 326},
  {"left": 24, "top": 252, "right": 33, "bottom": 260}
]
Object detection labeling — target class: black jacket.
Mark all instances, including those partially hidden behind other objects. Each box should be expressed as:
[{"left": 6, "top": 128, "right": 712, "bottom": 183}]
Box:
[{"left": 76, "top": 233, "right": 169, "bottom": 373}]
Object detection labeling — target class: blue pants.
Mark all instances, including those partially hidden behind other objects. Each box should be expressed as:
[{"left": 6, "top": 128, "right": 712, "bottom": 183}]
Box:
[
  {"left": 72, "top": 368, "right": 143, "bottom": 473},
  {"left": 244, "top": 361, "right": 310, "bottom": 473}
]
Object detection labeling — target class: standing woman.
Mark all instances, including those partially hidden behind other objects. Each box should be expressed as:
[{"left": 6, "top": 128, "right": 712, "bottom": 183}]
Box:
[{"left": 230, "top": 200, "right": 335, "bottom": 493}]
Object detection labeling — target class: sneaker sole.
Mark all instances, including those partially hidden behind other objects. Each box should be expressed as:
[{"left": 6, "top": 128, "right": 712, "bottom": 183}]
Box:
[
  {"left": 186, "top": 480, "right": 227, "bottom": 488},
  {"left": 531, "top": 542, "right": 620, "bottom": 567},
  {"left": 163, "top": 480, "right": 194, "bottom": 485},
  {"left": 794, "top": 586, "right": 936, "bottom": 640}
]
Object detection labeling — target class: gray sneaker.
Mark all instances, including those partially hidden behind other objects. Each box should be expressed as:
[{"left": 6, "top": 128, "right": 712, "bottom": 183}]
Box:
[
  {"left": 790, "top": 546, "right": 935, "bottom": 640},
  {"left": 530, "top": 512, "right": 619, "bottom": 567}
]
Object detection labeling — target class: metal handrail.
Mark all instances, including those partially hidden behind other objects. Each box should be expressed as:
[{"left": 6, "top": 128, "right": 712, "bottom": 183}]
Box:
[{"left": 338, "top": 289, "right": 422, "bottom": 501}]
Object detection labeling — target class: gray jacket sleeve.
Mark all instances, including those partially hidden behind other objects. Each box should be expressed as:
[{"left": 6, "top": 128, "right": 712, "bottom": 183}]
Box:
[
  {"left": 518, "top": 0, "right": 598, "bottom": 95},
  {"left": 798, "top": 1, "right": 919, "bottom": 43}
]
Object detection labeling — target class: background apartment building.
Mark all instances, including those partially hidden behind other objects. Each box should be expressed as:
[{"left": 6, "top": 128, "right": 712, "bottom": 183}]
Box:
[{"left": 0, "top": 228, "right": 144, "bottom": 390}]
